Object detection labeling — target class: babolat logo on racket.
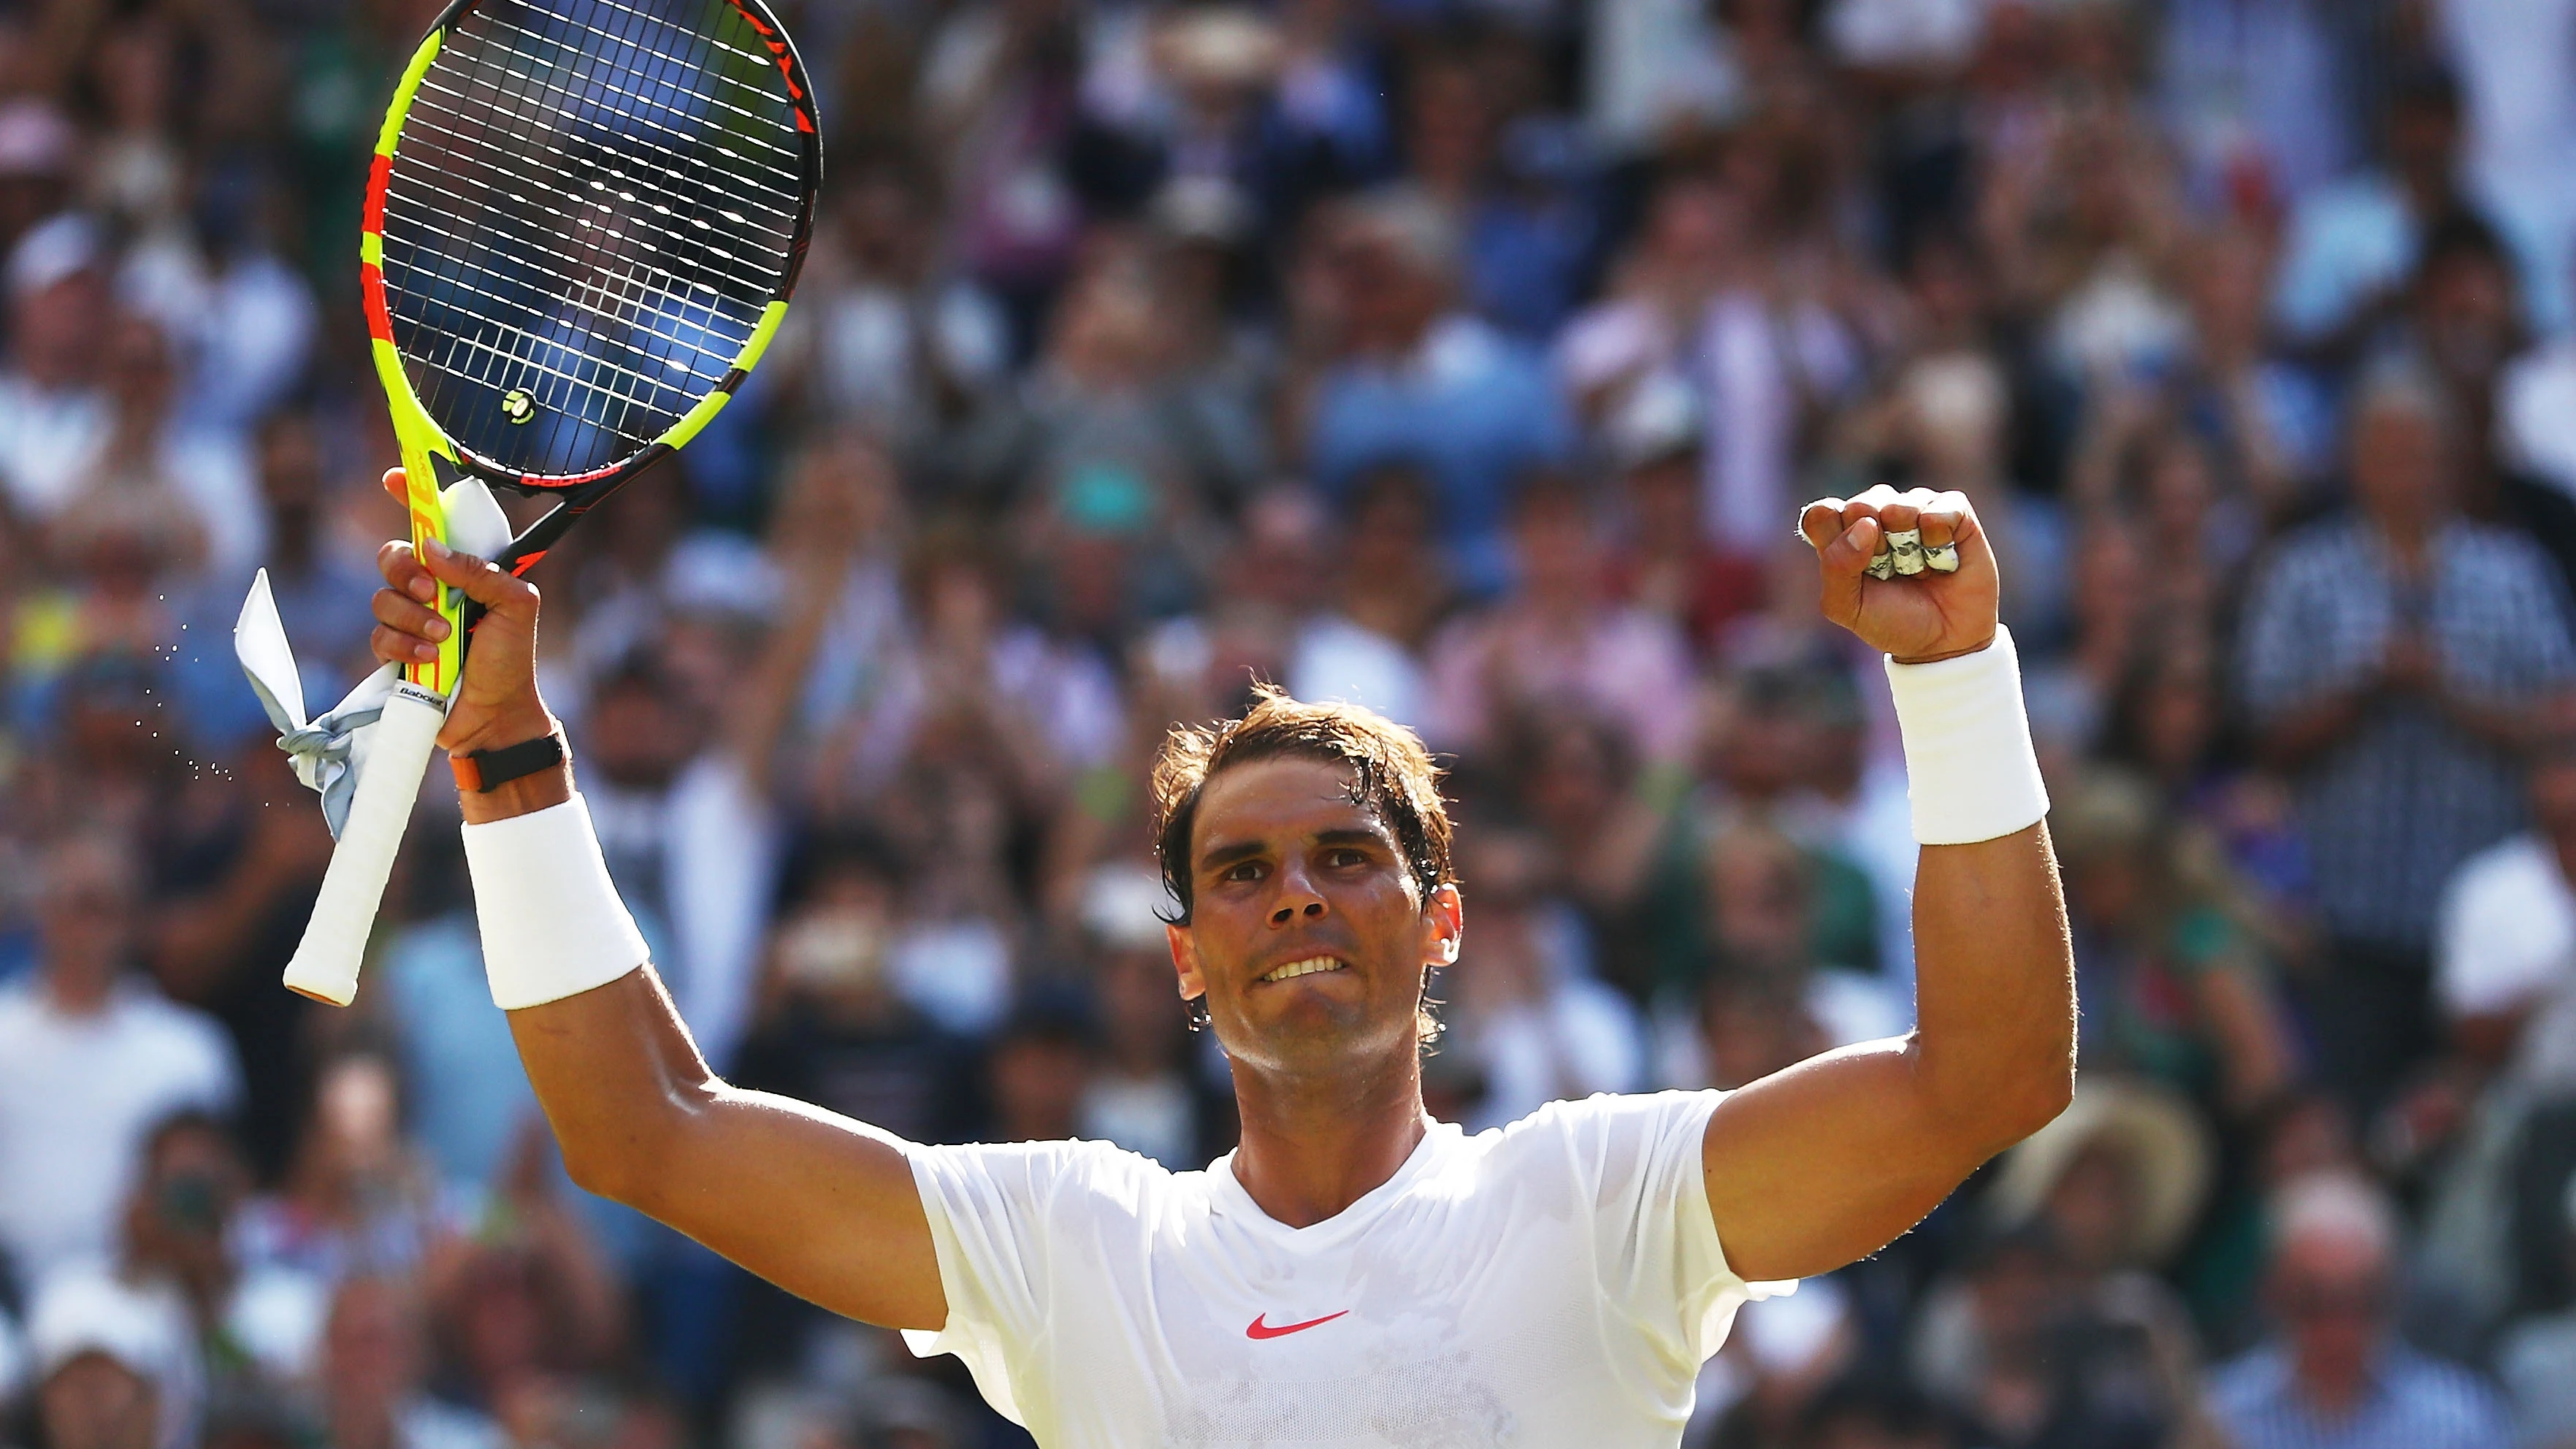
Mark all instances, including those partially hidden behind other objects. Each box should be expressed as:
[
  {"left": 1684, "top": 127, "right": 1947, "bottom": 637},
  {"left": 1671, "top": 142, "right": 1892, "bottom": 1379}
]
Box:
[{"left": 500, "top": 388, "right": 536, "bottom": 424}]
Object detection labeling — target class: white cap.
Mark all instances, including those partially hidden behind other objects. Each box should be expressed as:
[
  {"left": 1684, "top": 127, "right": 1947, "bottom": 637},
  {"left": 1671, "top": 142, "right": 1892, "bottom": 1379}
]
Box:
[
  {"left": 1603, "top": 370, "right": 1703, "bottom": 470},
  {"left": 661, "top": 529, "right": 783, "bottom": 622},
  {"left": 1080, "top": 863, "right": 1180, "bottom": 952},
  {"left": 0, "top": 101, "right": 74, "bottom": 178},
  {"left": 7, "top": 212, "right": 102, "bottom": 299},
  {"left": 27, "top": 1271, "right": 187, "bottom": 1386}
]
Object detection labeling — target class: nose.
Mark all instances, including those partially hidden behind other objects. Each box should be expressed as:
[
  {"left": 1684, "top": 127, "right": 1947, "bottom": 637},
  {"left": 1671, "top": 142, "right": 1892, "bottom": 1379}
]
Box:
[{"left": 1269, "top": 861, "right": 1329, "bottom": 927}]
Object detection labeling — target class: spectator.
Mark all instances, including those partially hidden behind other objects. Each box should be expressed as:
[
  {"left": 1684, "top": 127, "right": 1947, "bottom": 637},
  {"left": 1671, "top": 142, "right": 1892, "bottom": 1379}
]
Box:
[
  {"left": 733, "top": 836, "right": 982, "bottom": 1150},
  {"left": 25, "top": 1271, "right": 191, "bottom": 1449},
  {"left": 316, "top": 1275, "right": 500, "bottom": 1449},
  {"left": 2432, "top": 738, "right": 2576, "bottom": 1091},
  {"left": 1600, "top": 370, "right": 1770, "bottom": 655},
  {"left": 0, "top": 832, "right": 239, "bottom": 1282},
  {"left": 235, "top": 1049, "right": 450, "bottom": 1287},
  {"left": 1423, "top": 475, "right": 1697, "bottom": 768},
  {"left": 2271, "top": 63, "right": 2480, "bottom": 349},
  {"left": 2051, "top": 771, "right": 2297, "bottom": 1123},
  {"left": 1286, "top": 464, "right": 1447, "bottom": 730},
  {"left": 788, "top": 152, "right": 1010, "bottom": 452},
  {"left": 2414, "top": 740, "right": 2576, "bottom": 1335},
  {"left": 2207, "top": 1171, "right": 2510, "bottom": 1449},
  {"left": 1074, "top": 882, "right": 1235, "bottom": 1167},
  {"left": 428, "top": 1129, "right": 627, "bottom": 1422},
  {"left": 0, "top": 213, "right": 108, "bottom": 522},
  {"left": 576, "top": 439, "right": 872, "bottom": 1073},
  {"left": 977, "top": 995, "right": 1098, "bottom": 1144},
  {"left": 2497, "top": 1180, "right": 2576, "bottom": 1449},
  {"left": 2237, "top": 362, "right": 2576, "bottom": 1115},
  {"left": 1300, "top": 188, "right": 1576, "bottom": 596},
  {"left": 1437, "top": 827, "right": 1644, "bottom": 1130},
  {"left": 116, "top": 1112, "right": 326, "bottom": 1391}
]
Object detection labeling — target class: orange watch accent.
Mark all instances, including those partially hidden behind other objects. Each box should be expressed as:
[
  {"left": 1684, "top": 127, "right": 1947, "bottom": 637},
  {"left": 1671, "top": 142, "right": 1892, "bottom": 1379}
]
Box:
[{"left": 450, "top": 732, "right": 565, "bottom": 793}]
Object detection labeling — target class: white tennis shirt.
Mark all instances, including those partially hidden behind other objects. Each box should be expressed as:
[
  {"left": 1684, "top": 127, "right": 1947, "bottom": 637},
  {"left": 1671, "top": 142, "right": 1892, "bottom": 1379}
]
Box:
[{"left": 901, "top": 1089, "right": 1792, "bottom": 1446}]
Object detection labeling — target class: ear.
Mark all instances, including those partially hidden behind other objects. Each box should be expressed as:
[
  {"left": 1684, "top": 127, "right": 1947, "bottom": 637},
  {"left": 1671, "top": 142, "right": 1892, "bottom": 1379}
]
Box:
[
  {"left": 1422, "top": 882, "right": 1463, "bottom": 968},
  {"left": 1167, "top": 920, "right": 1206, "bottom": 1003}
]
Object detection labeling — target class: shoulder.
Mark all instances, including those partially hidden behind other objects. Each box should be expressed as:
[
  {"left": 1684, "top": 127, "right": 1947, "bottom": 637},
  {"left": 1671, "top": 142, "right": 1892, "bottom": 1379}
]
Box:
[
  {"left": 2206, "top": 1345, "right": 2295, "bottom": 1418},
  {"left": 396, "top": 1396, "right": 507, "bottom": 1449},
  {"left": 113, "top": 985, "right": 234, "bottom": 1060},
  {"left": 2262, "top": 517, "right": 2369, "bottom": 574},
  {"left": 0, "top": 981, "right": 40, "bottom": 1036},
  {"left": 2285, "top": 176, "right": 2408, "bottom": 240},
  {"left": 2385, "top": 1348, "right": 2512, "bottom": 1435},
  {"left": 2449, "top": 833, "right": 2556, "bottom": 906},
  {"left": 2447, "top": 521, "right": 2562, "bottom": 586},
  {"left": 908, "top": 1136, "right": 1179, "bottom": 1216},
  {"left": 1492, "top": 1090, "right": 1724, "bottom": 1171}
]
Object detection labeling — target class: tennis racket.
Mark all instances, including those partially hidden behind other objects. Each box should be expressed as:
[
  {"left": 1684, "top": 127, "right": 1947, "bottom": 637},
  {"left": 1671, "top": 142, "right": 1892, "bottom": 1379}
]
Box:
[{"left": 282, "top": 0, "right": 822, "bottom": 1005}]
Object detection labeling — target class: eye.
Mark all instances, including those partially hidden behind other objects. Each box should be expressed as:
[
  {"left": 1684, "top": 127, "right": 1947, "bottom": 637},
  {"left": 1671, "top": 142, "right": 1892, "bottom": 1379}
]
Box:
[
  {"left": 1223, "top": 860, "right": 1266, "bottom": 882},
  {"left": 1327, "top": 847, "right": 1369, "bottom": 868}
]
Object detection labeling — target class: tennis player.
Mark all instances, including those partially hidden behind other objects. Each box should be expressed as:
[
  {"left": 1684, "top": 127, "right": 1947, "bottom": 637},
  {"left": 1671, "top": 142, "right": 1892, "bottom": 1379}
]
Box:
[{"left": 367, "top": 481, "right": 2071, "bottom": 1446}]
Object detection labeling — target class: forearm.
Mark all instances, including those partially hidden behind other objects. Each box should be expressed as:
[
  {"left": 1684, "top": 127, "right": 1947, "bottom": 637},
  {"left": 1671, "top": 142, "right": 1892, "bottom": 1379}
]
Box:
[
  {"left": 459, "top": 747, "right": 681, "bottom": 1196},
  {"left": 369, "top": 535, "right": 945, "bottom": 1329},
  {"left": 506, "top": 967, "right": 714, "bottom": 1200},
  {"left": 2436, "top": 688, "right": 2568, "bottom": 754},
  {"left": 2257, "top": 689, "right": 2373, "bottom": 769},
  {"left": 1909, "top": 824, "right": 2076, "bottom": 1150}
]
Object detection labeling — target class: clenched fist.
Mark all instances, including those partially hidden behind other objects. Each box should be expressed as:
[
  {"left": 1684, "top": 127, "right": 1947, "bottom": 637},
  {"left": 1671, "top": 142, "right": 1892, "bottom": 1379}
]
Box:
[{"left": 1796, "top": 486, "right": 1999, "bottom": 665}]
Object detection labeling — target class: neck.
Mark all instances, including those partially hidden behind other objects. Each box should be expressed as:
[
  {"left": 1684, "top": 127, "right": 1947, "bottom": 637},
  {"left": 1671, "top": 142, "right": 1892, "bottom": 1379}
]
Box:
[
  {"left": 1227, "top": 1047, "right": 1429, "bottom": 1228},
  {"left": 2300, "top": 1356, "right": 2375, "bottom": 1419},
  {"left": 329, "top": 1396, "right": 398, "bottom": 1449},
  {"left": 44, "top": 965, "right": 115, "bottom": 1015},
  {"left": 2372, "top": 514, "right": 2437, "bottom": 572}
]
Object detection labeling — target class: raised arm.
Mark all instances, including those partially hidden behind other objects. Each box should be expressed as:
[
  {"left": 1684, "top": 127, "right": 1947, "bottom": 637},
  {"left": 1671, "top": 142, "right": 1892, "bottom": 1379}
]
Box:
[
  {"left": 1701, "top": 486, "right": 2075, "bottom": 1283},
  {"left": 367, "top": 499, "right": 945, "bottom": 1331}
]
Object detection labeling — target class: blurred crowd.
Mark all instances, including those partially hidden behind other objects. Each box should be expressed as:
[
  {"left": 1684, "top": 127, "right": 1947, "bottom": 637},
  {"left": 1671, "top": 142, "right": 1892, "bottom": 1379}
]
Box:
[{"left": 9, "top": 0, "right": 2576, "bottom": 1445}]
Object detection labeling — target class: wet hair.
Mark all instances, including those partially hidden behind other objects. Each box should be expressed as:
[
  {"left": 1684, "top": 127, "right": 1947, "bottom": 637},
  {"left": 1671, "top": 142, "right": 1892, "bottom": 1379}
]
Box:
[{"left": 1151, "top": 684, "right": 1455, "bottom": 927}]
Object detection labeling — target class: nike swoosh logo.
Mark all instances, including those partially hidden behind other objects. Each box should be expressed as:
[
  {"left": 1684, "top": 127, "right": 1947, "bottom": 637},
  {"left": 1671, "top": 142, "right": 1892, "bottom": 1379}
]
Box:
[{"left": 1246, "top": 1310, "right": 1349, "bottom": 1340}]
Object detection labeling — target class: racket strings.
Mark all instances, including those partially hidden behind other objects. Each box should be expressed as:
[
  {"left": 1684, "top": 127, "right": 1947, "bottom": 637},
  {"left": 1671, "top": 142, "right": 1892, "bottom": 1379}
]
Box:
[
  {"left": 392, "top": 0, "right": 768, "bottom": 453},
  {"left": 379, "top": 0, "right": 804, "bottom": 478}
]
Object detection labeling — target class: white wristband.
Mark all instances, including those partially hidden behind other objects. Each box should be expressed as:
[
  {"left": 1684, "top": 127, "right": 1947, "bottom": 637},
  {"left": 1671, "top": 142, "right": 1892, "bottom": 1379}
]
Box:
[
  {"left": 462, "top": 792, "right": 650, "bottom": 1009},
  {"left": 1884, "top": 625, "right": 2050, "bottom": 846}
]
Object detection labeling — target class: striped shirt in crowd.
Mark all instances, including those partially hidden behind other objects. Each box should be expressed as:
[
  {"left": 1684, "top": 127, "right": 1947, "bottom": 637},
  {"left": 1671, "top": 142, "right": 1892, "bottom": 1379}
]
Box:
[
  {"left": 2237, "top": 517, "right": 2576, "bottom": 949},
  {"left": 2207, "top": 1344, "right": 2510, "bottom": 1449}
]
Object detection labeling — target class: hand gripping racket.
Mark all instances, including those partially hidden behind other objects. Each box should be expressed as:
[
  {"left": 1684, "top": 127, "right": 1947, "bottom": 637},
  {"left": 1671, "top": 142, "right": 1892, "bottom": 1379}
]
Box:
[{"left": 282, "top": 0, "right": 821, "bottom": 1005}]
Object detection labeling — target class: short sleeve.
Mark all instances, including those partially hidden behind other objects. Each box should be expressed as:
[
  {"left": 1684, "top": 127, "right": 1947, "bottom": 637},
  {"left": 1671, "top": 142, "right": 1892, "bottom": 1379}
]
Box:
[
  {"left": 1516, "top": 1092, "right": 1795, "bottom": 1378},
  {"left": 164, "top": 1001, "right": 244, "bottom": 1112},
  {"left": 2436, "top": 841, "right": 2573, "bottom": 1020},
  {"left": 899, "top": 1139, "right": 1142, "bottom": 1427}
]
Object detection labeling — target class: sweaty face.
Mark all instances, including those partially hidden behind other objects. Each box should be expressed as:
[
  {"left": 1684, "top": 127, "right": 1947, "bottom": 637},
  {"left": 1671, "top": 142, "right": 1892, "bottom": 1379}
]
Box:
[{"left": 1167, "top": 756, "right": 1460, "bottom": 1074}]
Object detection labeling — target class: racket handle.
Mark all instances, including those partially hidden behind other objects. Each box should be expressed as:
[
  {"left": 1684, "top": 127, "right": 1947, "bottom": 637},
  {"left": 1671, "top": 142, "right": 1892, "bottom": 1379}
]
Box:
[{"left": 281, "top": 684, "right": 446, "bottom": 1005}]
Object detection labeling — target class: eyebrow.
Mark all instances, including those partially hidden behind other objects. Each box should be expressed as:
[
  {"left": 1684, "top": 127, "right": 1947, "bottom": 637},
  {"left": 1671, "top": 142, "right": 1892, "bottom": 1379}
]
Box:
[{"left": 1196, "top": 826, "right": 1395, "bottom": 875}]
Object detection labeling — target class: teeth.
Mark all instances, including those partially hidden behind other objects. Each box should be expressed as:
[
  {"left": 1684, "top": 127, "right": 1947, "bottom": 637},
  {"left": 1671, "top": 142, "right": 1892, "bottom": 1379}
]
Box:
[{"left": 1262, "top": 956, "right": 1343, "bottom": 983}]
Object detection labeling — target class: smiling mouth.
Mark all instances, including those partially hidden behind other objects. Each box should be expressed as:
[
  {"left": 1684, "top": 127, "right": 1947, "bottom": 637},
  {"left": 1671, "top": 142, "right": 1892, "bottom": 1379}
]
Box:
[{"left": 1259, "top": 955, "right": 1348, "bottom": 984}]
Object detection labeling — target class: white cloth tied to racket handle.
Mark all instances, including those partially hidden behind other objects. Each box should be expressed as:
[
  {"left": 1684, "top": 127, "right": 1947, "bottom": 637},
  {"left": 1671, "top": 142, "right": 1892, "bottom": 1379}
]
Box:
[
  {"left": 235, "top": 574, "right": 400, "bottom": 838},
  {"left": 252, "top": 476, "right": 513, "bottom": 1005},
  {"left": 233, "top": 480, "right": 512, "bottom": 837}
]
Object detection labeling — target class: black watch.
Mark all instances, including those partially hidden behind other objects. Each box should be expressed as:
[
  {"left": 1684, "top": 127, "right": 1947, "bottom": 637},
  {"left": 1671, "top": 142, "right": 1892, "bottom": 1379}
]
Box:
[{"left": 451, "top": 731, "right": 566, "bottom": 792}]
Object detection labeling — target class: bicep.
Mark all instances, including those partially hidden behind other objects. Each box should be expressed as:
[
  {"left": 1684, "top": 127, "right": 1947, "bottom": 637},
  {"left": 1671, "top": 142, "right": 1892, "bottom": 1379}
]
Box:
[
  {"left": 1700, "top": 1039, "right": 1972, "bottom": 1282},
  {"left": 649, "top": 1085, "right": 946, "bottom": 1331},
  {"left": 507, "top": 970, "right": 946, "bottom": 1332}
]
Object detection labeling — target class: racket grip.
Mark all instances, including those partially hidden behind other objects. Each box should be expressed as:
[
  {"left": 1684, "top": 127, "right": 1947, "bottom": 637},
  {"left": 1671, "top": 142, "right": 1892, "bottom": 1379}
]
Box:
[{"left": 281, "top": 684, "right": 447, "bottom": 1006}]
